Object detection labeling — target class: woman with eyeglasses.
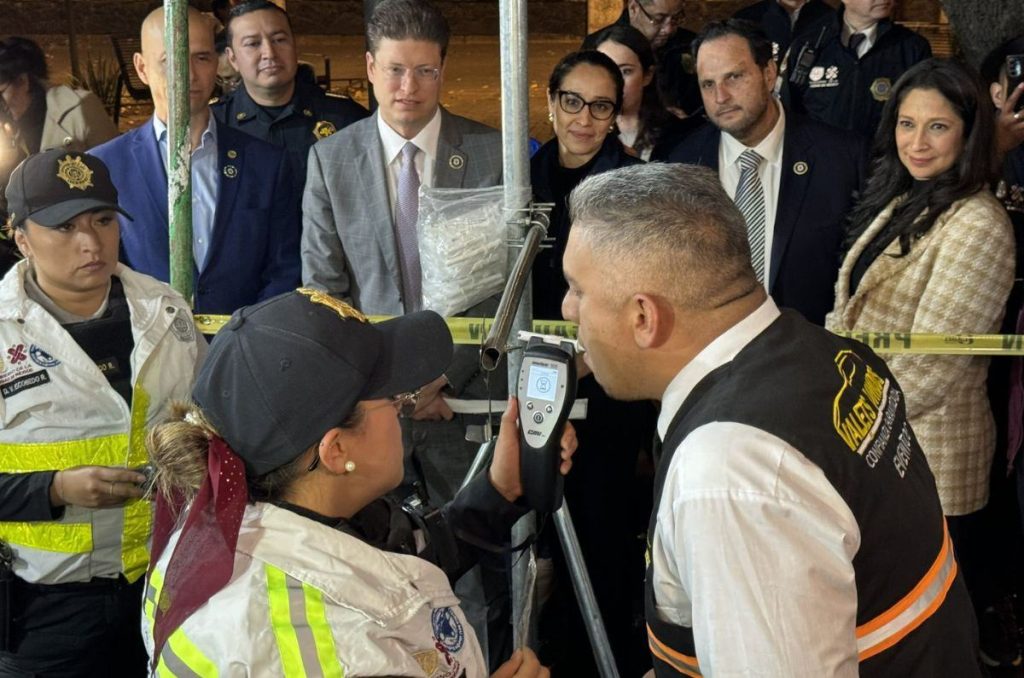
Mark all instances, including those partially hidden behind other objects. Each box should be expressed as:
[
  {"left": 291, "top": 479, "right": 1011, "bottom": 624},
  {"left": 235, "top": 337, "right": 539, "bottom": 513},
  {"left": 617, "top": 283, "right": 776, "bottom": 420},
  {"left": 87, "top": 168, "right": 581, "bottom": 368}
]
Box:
[
  {"left": 530, "top": 49, "right": 656, "bottom": 677},
  {"left": 142, "top": 290, "right": 574, "bottom": 675}
]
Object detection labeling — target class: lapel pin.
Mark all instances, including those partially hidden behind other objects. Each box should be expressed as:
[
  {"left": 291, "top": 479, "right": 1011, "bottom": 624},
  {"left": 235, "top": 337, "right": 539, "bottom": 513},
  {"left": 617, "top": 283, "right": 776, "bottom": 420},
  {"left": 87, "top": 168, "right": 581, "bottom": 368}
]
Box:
[
  {"left": 236, "top": 112, "right": 246, "bottom": 121},
  {"left": 313, "top": 120, "right": 337, "bottom": 139},
  {"left": 62, "top": 136, "right": 73, "bottom": 147},
  {"left": 449, "top": 154, "right": 464, "bottom": 170},
  {"left": 303, "top": 109, "right": 314, "bottom": 117},
  {"left": 227, "top": 149, "right": 237, "bottom": 159},
  {"left": 223, "top": 165, "right": 238, "bottom": 179},
  {"left": 793, "top": 161, "right": 809, "bottom": 176}
]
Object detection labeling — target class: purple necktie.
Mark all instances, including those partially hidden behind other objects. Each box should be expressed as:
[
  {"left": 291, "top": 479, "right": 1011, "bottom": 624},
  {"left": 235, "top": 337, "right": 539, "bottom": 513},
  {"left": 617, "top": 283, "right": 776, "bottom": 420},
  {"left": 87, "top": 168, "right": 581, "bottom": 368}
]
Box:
[{"left": 395, "top": 141, "right": 422, "bottom": 311}]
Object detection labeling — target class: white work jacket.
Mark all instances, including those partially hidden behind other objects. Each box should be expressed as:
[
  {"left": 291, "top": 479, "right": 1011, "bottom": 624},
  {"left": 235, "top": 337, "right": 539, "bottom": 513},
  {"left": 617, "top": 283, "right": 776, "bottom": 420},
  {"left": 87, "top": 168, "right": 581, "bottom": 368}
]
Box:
[
  {"left": 0, "top": 261, "right": 201, "bottom": 584},
  {"left": 144, "top": 502, "right": 487, "bottom": 677}
]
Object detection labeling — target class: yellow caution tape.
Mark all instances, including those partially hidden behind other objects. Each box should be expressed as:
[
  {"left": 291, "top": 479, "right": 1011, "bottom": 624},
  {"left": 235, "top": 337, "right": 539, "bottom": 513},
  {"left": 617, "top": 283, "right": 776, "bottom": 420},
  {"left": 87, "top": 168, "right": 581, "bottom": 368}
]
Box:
[
  {"left": 194, "top": 315, "right": 1023, "bottom": 356},
  {"left": 832, "top": 331, "right": 1024, "bottom": 356},
  {"left": 192, "top": 314, "right": 577, "bottom": 343}
]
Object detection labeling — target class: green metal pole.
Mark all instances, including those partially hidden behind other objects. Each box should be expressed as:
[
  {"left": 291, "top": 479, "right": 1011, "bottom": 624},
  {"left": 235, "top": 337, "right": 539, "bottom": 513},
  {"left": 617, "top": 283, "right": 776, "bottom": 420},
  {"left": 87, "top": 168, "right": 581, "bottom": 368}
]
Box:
[{"left": 165, "top": 0, "right": 193, "bottom": 303}]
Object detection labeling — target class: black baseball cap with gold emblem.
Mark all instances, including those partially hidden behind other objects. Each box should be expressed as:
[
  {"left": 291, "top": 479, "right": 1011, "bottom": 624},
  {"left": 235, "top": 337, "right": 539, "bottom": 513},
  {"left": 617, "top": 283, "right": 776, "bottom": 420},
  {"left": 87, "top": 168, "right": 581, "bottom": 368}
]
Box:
[
  {"left": 5, "top": 149, "right": 133, "bottom": 229},
  {"left": 193, "top": 288, "right": 454, "bottom": 476}
]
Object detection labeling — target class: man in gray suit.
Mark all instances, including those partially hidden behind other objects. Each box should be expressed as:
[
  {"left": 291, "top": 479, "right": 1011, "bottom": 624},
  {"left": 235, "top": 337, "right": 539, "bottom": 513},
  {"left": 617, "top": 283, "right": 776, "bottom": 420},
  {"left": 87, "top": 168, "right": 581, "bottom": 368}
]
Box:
[{"left": 301, "top": 0, "right": 508, "bottom": 664}]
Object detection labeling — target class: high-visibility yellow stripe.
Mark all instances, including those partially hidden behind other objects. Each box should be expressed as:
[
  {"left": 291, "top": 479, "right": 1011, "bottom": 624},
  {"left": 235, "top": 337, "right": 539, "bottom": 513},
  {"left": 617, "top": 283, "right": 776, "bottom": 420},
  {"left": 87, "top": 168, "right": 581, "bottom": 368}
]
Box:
[
  {"left": 0, "top": 433, "right": 128, "bottom": 471},
  {"left": 0, "top": 386, "right": 152, "bottom": 576},
  {"left": 163, "top": 628, "right": 220, "bottom": 677},
  {"left": 266, "top": 564, "right": 307, "bottom": 678},
  {"left": 122, "top": 386, "right": 152, "bottom": 582},
  {"left": 303, "top": 582, "right": 344, "bottom": 678},
  {"left": 195, "top": 313, "right": 1024, "bottom": 355},
  {"left": 0, "top": 522, "right": 91, "bottom": 553}
]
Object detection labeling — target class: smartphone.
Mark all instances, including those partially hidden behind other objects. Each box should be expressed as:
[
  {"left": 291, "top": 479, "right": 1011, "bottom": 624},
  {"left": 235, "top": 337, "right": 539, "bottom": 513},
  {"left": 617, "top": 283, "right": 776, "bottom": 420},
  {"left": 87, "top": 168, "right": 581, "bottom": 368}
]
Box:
[{"left": 1008, "top": 55, "right": 1024, "bottom": 113}]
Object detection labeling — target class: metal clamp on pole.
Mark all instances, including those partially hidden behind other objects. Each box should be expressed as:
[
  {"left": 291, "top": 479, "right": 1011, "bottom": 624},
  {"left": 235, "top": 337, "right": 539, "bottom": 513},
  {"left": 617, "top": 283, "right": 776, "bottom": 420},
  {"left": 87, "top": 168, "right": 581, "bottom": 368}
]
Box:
[{"left": 480, "top": 205, "right": 553, "bottom": 373}]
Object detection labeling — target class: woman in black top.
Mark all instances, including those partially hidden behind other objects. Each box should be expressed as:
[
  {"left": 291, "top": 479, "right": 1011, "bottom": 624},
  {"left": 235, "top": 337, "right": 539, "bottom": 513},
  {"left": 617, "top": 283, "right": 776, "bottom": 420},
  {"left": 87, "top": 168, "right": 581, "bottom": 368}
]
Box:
[
  {"left": 531, "top": 49, "right": 655, "bottom": 677},
  {"left": 531, "top": 50, "right": 640, "bottom": 321}
]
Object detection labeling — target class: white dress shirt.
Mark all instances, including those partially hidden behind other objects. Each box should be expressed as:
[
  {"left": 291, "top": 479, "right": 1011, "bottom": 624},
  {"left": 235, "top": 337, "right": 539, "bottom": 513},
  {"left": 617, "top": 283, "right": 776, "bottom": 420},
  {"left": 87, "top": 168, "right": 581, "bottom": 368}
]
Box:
[
  {"left": 842, "top": 20, "right": 880, "bottom": 58},
  {"left": 153, "top": 115, "right": 219, "bottom": 272},
  {"left": 652, "top": 297, "right": 862, "bottom": 677},
  {"left": 377, "top": 108, "right": 442, "bottom": 222},
  {"left": 718, "top": 103, "right": 786, "bottom": 288}
]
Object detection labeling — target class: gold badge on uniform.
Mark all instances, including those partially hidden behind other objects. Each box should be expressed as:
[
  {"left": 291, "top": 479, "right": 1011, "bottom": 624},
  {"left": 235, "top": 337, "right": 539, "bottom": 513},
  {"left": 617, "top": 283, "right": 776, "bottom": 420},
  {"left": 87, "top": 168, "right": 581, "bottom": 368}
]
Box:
[
  {"left": 313, "top": 120, "right": 337, "bottom": 139},
  {"left": 870, "top": 77, "right": 892, "bottom": 102},
  {"left": 57, "top": 155, "right": 94, "bottom": 191},
  {"left": 298, "top": 287, "right": 368, "bottom": 322}
]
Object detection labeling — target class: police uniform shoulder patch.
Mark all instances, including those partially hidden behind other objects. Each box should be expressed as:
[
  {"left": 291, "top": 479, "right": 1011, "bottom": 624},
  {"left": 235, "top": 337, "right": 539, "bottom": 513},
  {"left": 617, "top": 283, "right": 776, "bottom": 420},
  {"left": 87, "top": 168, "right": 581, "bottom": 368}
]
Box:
[
  {"left": 870, "top": 77, "right": 892, "bottom": 102},
  {"left": 171, "top": 309, "right": 196, "bottom": 343},
  {"left": 431, "top": 607, "right": 465, "bottom": 653},
  {"left": 313, "top": 120, "right": 337, "bottom": 139},
  {"left": 29, "top": 345, "right": 60, "bottom": 368},
  {"left": 57, "top": 155, "right": 94, "bottom": 191},
  {"left": 297, "top": 288, "right": 368, "bottom": 322}
]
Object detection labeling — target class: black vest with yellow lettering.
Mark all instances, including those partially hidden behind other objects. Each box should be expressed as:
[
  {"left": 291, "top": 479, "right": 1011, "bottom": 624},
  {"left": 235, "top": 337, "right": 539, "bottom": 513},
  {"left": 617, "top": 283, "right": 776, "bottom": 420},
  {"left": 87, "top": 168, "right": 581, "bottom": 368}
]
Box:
[{"left": 645, "top": 310, "right": 979, "bottom": 677}]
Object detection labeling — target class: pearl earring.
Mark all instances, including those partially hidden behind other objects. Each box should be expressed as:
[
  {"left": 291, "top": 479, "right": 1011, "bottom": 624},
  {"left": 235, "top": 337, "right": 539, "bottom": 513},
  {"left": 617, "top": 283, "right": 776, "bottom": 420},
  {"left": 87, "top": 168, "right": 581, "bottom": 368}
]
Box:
[{"left": 344, "top": 460, "right": 356, "bottom": 473}]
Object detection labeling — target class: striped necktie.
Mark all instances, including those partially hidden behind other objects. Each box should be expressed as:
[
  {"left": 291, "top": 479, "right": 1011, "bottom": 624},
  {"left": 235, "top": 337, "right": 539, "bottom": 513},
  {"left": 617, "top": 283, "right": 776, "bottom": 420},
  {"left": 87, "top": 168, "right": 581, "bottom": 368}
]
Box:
[
  {"left": 734, "top": 149, "right": 767, "bottom": 284},
  {"left": 395, "top": 141, "right": 422, "bottom": 311}
]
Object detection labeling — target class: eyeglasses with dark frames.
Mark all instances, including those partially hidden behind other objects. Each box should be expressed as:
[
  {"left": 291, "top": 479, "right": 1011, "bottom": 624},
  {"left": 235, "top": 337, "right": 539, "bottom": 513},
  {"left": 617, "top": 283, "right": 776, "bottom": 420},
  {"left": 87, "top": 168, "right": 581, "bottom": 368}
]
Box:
[
  {"left": 556, "top": 90, "right": 617, "bottom": 121},
  {"left": 306, "top": 390, "right": 423, "bottom": 472},
  {"left": 633, "top": 0, "right": 685, "bottom": 27}
]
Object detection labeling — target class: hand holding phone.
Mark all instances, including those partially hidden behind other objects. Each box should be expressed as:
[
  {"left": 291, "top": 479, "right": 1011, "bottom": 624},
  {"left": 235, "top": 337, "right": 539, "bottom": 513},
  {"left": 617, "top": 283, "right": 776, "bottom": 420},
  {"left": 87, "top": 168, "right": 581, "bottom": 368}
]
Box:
[{"left": 1007, "top": 55, "right": 1024, "bottom": 113}]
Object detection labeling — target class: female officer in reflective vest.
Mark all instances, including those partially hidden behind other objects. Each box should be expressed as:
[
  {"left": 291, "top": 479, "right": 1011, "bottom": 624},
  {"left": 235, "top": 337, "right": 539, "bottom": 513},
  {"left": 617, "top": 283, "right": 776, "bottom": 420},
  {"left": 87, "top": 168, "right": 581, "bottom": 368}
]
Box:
[{"left": 0, "top": 149, "right": 202, "bottom": 676}]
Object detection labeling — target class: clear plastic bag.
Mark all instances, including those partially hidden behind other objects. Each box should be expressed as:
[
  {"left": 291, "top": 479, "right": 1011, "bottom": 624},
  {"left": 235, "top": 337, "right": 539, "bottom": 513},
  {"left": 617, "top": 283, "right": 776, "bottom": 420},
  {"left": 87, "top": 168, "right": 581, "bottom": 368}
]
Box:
[{"left": 418, "top": 185, "right": 508, "bottom": 317}]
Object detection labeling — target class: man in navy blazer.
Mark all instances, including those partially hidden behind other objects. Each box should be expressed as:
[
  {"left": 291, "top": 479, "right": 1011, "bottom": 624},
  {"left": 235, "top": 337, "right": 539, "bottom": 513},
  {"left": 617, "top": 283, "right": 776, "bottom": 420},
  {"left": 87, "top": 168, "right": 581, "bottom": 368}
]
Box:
[
  {"left": 667, "top": 19, "right": 865, "bottom": 325},
  {"left": 91, "top": 6, "right": 299, "bottom": 315}
]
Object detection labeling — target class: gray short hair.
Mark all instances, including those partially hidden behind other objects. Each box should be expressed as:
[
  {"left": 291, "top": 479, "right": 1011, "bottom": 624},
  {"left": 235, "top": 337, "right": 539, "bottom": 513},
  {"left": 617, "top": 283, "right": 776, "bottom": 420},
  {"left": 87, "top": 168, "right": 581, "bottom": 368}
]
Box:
[
  {"left": 367, "top": 0, "right": 451, "bottom": 59},
  {"left": 568, "top": 163, "right": 756, "bottom": 309}
]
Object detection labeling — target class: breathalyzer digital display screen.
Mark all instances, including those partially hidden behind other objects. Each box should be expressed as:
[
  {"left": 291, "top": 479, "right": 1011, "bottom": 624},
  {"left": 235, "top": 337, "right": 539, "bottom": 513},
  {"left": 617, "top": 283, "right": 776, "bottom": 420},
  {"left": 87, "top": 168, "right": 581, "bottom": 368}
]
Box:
[{"left": 526, "top": 365, "right": 559, "bottom": 402}]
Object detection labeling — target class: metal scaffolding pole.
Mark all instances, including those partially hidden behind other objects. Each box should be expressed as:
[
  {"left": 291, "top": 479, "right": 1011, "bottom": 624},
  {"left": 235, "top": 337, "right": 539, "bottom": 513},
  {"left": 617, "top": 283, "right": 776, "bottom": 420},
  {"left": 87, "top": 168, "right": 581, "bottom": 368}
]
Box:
[
  {"left": 165, "top": 0, "right": 193, "bottom": 302},
  {"left": 498, "top": 0, "right": 536, "bottom": 651}
]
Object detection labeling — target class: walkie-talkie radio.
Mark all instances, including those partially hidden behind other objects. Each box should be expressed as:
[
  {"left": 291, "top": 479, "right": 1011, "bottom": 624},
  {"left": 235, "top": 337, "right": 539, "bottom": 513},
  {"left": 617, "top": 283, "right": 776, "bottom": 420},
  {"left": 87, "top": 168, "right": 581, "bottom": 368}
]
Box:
[{"left": 517, "top": 335, "right": 577, "bottom": 514}]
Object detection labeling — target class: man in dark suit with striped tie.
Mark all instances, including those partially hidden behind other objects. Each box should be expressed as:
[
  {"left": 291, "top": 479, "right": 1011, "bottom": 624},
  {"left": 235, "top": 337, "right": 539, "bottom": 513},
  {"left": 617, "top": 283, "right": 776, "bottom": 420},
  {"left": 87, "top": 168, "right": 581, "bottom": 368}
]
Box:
[{"left": 667, "top": 19, "right": 865, "bottom": 325}]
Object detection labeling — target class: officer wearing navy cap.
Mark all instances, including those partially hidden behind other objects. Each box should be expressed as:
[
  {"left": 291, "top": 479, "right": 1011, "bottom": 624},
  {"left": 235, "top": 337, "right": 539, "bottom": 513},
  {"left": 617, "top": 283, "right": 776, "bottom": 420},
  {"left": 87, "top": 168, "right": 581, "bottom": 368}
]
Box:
[
  {"left": 211, "top": 0, "right": 368, "bottom": 196},
  {"left": 0, "top": 149, "right": 202, "bottom": 676}
]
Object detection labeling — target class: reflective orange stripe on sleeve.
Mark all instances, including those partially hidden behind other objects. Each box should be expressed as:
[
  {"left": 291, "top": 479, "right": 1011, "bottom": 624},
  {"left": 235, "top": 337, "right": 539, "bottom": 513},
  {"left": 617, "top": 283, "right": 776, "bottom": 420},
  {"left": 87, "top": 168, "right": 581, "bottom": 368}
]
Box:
[
  {"left": 647, "top": 624, "right": 702, "bottom": 677},
  {"left": 856, "top": 522, "right": 958, "bottom": 661}
]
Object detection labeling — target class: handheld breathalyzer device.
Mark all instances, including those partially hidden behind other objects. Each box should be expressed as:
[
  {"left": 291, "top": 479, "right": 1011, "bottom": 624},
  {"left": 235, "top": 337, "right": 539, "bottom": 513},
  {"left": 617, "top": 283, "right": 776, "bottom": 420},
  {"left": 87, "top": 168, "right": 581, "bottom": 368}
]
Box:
[{"left": 517, "top": 335, "right": 577, "bottom": 513}]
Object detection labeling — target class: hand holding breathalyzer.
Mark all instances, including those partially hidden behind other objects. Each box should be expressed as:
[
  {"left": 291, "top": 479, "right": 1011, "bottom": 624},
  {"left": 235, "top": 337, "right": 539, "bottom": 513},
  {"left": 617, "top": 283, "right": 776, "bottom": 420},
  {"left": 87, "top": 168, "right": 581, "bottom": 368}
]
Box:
[{"left": 489, "top": 397, "right": 577, "bottom": 504}]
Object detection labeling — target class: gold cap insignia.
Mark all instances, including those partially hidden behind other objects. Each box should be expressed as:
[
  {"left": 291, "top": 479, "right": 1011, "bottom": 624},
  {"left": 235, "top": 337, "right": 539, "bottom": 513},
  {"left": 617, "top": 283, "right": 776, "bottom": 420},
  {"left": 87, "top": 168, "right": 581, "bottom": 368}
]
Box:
[
  {"left": 313, "top": 120, "right": 337, "bottom": 139},
  {"left": 223, "top": 165, "right": 238, "bottom": 179},
  {"left": 57, "top": 155, "right": 94, "bottom": 191},
  {"left": 298, "top": 288, "right": 368, "bottom": 322}
]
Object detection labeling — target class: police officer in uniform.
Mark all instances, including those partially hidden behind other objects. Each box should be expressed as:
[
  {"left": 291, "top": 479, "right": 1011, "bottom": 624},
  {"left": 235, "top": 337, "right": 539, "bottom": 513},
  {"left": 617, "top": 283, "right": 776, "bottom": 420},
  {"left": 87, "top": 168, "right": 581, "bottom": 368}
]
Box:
[
  {"left": 0, "top": 150, "right": 202, "bottom": 676},
  {"left": 781, "top": 0, "right": 930, "bottom": 137},
  {"left": 211, "top": 0, "right": 367, "bottom": 195}
]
